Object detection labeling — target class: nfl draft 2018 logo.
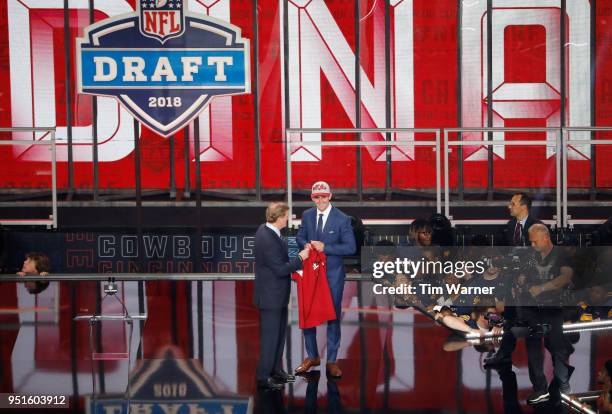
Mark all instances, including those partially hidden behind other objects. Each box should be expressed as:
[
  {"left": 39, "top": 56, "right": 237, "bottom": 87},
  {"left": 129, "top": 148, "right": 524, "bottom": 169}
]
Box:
[{"left": 76, "top": 0, "right": 249, "bottom": 137}]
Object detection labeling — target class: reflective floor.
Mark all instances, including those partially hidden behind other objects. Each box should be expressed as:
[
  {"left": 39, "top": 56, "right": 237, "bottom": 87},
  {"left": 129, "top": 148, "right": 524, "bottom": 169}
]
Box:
[{"left": 0, "top": 280, "right": 609, "bottom": 413}]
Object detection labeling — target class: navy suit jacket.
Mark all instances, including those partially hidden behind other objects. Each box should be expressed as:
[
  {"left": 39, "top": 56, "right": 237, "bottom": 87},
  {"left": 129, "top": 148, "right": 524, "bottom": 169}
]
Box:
[
  {"left": 505, "top": 216, "right": 541, "bottom": 246},
  {"left": 253, "top": 224, "right": 302, "bottom": 309},
  {"left": 296, "top": 206, "right": 356, "bottom": 281}
]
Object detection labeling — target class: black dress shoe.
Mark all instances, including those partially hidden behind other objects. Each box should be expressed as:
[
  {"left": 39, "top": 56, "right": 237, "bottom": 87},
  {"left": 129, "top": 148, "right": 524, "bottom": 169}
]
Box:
[
  {"left": 483, "top": 352, "right": 511, "bottom": 368},
  {"left": 257, "top": 377, "right": 284, "bottom": 390},
  {"left": 273, "top": 370, "right": 296, "bottom": 383}
]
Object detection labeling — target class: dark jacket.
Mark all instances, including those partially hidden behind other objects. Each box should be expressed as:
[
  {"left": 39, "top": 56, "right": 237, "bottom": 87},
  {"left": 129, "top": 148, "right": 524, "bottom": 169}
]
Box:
[
  {"left": 505, "top": 216, "right": 541, "bottom": 246},
  {"left": 253, "top": 224, "right": 302, "bottom": 309}
]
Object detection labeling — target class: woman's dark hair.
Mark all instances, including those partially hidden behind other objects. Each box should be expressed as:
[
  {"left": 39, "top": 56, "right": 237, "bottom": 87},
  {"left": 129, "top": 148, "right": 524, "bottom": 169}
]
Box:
[
  {"left": 409, "top": 219, "right": 432, "bottom": 244},
  {"left": 25, "top": 252, "right": 50, "bottom": 273}
]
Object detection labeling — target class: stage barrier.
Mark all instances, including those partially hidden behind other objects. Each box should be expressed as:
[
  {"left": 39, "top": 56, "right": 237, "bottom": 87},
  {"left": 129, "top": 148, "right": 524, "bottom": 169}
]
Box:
[
  {"left": 563, "top": 127, "right": 612, "bottom": 228},
  {"left": 443, "top": 127, "right": 562, "bottom": 228},
  {"left": 0, "top": 127, "right": 57, "bottom": 228}
]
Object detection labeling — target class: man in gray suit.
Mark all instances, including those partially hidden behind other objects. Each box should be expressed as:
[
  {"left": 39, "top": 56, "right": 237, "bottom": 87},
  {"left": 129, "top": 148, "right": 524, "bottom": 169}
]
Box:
[{"left": 254, "top": 202, "right": 310, "bottom": 390}]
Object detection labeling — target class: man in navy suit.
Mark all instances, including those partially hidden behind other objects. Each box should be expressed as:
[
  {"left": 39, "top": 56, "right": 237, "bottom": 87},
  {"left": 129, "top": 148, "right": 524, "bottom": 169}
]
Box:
[
  {"left": 505, "top": 192, "right": 540, "bottom": 246},
  {"left": 254, "top": 202, "right": 310, "bottom": 390},
  {"left": 485, "top": 192, "right": 542, "bottom": 369},
  {"left": 295, "top": 181, "right": 356, "bottom": 378}
]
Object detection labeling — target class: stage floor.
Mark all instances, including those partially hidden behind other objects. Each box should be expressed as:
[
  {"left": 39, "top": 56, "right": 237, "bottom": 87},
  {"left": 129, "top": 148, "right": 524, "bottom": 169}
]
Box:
[{"left": 0, "top": 280, "right": 609, "bottom": 413}]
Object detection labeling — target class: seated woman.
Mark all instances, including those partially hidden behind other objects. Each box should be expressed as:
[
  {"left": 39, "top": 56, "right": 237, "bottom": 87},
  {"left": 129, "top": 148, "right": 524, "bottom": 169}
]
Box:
[
  {"left": 408, "top": 219, "right": 433, "bottom": 247},
  {"left": 17, "top": 252, "right": 50, "bottom": 294}
]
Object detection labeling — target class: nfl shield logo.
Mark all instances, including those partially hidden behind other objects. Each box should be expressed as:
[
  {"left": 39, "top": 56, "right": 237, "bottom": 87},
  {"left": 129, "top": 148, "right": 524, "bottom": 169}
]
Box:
[
  {"left": 77, "top": 0, "right": 249, "bottom": 137},
  {"left": 139, "top": 0, "right": 184, "bottom": 43}
]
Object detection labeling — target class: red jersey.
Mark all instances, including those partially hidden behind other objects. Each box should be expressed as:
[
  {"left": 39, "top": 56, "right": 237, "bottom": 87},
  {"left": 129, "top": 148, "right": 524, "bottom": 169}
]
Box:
[{"left": 292, "top": 250, "right": 336, "bottom": 329}]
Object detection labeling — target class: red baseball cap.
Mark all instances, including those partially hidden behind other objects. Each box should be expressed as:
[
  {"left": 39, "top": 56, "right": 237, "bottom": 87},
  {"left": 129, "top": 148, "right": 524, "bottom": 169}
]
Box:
[{"left": 311, "top": 181, "right": 331, "bottom": 197}]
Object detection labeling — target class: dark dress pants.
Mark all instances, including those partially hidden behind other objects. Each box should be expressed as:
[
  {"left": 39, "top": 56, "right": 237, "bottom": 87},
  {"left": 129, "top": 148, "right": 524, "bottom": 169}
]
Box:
[
  {"left": 496, "top": 364, "right": 523, "bottom": 413},
  {"left": 256, "top": 306, "right": 288, "bottom": 381},
  {"left": 304, "top": 273, "right": 344, "bottom": 362},
  {"left": 522, "top": 308, "right": 573, "bottom": 392}
]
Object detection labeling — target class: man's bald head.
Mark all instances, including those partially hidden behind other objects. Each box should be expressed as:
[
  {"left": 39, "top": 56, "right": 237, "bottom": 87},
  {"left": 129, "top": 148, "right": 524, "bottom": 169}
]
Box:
[
  {"left": 528, "top": 223, "right": 550, "bottom": 238},
  {"left": 528, "top": 223, "right": 552, "bottom": 253}
]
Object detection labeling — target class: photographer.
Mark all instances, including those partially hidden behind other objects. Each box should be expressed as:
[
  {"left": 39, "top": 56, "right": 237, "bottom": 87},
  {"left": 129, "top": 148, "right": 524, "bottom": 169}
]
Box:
[{"left": 521, "top": 224, "right": 574, "bottom": 405}]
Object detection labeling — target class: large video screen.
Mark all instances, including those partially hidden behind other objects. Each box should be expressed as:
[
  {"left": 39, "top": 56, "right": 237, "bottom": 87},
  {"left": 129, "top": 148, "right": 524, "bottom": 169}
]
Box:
[{"left": 0, "top": 0, "right": 611, "bottom": 191}]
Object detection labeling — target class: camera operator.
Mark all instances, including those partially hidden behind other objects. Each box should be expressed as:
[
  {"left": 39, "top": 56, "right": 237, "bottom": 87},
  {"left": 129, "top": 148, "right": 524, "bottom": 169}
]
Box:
[{"left": 521, "top": 223, "right": 574, "bottom": 405}]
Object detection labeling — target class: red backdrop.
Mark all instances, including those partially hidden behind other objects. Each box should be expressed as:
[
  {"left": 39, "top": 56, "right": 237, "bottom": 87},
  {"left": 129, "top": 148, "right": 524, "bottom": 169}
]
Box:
[{"left": 0, "top": 0, "right": 611, "bottom": 191}]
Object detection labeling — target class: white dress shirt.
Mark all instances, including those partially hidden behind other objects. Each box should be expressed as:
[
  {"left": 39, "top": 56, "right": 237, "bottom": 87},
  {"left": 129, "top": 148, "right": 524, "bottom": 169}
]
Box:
[
  {"left": 316, "top": 203, "right": 333, "bottom": 231},
  {"left": 265, "top": 222, "right": 281, "bottom": 239}
]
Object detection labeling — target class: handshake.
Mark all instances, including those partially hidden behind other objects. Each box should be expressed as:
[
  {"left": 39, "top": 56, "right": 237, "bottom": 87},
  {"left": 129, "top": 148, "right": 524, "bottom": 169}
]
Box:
[{"left": 298, "top": 241, "right": 325, "bottom": 261}]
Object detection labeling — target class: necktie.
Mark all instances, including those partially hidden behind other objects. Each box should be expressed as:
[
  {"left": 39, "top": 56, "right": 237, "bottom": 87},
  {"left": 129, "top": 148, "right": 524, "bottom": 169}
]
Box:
[
  {"left": 316, "top": 213, "right": 324, "bottom": 240},
  {"left": 513, "top": 222, "right": 522, "bottom": 245}
]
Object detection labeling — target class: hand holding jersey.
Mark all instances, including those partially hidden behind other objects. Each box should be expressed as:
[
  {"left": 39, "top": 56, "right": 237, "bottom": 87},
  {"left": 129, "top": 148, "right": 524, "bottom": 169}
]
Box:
[{"left": 292, "top": 249, "right": 336, "bottom": 329}]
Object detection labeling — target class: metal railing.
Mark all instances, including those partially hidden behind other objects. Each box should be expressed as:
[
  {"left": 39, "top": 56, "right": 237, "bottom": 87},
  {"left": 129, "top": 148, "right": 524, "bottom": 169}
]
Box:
[
  {"left": 0, "top": 273, "right": 373, "bottom": 282},
  {"left": 0, "top": 126, "right": 609, "bottom": 230},
  {"left": 443, "top": 127, "right": 563, "bottom": 228},
  {"left": 0, "top": 127, "right": 57, "bottom": 228},
  {"left": 285, "top": 128, "right": 441, "bottom": 228},
  {"left": 464, "top": 319, "right": 612, "bottom": 340},
  {"left": 562, "top": 127, "right": 612, "bottom": 228},
  {"left": 561, "top": 393, "right": 598, "bottom": 414}
]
